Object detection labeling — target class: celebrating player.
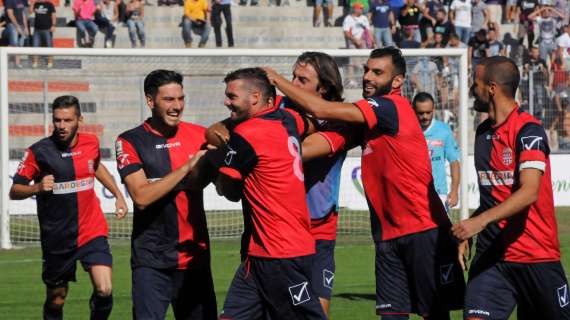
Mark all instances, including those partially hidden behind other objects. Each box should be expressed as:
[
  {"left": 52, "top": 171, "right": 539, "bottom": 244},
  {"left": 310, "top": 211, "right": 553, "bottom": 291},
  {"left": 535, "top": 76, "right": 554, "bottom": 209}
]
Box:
[
  {"left": 210, "top": 68, "right": 327, "bottom": 320},
  {"left": 10, "top": 95, "right": 128, "bottom": 320},
  {"left": 115, "top": 70, "right": 217, "bottom": 319},
  {"left": 264, "top": 47, "right": 465, "bottom": 319},
  {"left": 412, "top": 92, "right": 460, "bottom": 212},
  {"left": 452, "top": 56, "right": 570, "bottom": 320}
]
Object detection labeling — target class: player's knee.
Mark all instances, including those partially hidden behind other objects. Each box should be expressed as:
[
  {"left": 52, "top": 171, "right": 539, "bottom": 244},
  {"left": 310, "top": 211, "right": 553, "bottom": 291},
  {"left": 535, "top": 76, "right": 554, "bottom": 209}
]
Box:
[
  {"left": 47, "top": 288, "right": 67, "bottom": 306},
  {"left": 94, "top": 284, "right": 112, "bottom": 297}
]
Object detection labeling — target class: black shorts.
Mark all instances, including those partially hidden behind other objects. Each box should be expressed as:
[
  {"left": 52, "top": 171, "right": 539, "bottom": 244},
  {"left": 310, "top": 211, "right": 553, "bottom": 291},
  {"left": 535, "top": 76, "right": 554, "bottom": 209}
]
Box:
[
  {"left": 375, "top": 227, "right": 465, "bottom": 317},
  {"left": 311, "top": 240, "right": 336, "bottom": 300},
  {"left": 464, "top": 260, "right": 570, "bottom": 320},
  {"left": 132, "top": 265, "right": 217, "bottom": 320},
  {"left": 42, "top": 236, "right": 112, "bottom": 288},
  {"left": 220, "top": 255, "right": 327, "bottom": 320}
]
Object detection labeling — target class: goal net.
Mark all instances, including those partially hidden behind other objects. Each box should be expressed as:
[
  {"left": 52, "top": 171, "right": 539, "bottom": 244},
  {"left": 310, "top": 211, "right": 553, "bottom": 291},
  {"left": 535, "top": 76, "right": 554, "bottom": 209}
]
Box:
[{"left": 0, "top": 48, "right": 470, "bottom": 248}]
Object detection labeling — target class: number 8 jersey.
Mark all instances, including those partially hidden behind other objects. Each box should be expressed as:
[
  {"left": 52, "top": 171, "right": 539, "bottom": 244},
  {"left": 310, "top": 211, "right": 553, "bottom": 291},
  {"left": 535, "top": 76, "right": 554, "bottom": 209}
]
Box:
[{"left": 216, "top": 106, "right": 315, "bottom": 259}]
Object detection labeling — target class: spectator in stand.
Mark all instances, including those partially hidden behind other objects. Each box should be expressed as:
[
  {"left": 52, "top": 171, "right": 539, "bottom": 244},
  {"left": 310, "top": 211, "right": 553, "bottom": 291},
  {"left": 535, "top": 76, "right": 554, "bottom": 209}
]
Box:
[
  {"left": 505, "top": 0, "right": 517, "bottom": 23},
  {"left": 239, "top": 0, "right": 258, "bottom": 6},
  {"left": 468, "top": 29, "right": 489, "bottom": 69},
  {"left": 350, "top": 0, "right": 369, "bottom": 14},
  {"left": 389, "top": 0, "right": 405, "bottom": 19},
  {"left": 73, "top": 0, "right": 98, "bottom": 47},
  {"left": 487, "top": 28, "right": 506, "bottom": 56},
  {"left": 523, "top": 46, "right": 549, "bottom": 120},
  {"left": 445, "top": 33, "right": 466, "bottom": 109},
  {"left": 126, "top": 0, "right": 145, "bottom": 47},
  {"left": 419, "top": 0, "right": 443, "bottom": 42},
  {"left": 398, "top": 0, "right": 421, "bottom": 43},
  {"left": 434, "top": 8, "right": 455, "bottom": 45},
  {"left": 182, "top": 0, "right": 210, "bottom": 48},
  {"left": 554, "top": 76, "right": 570, "bottom": 149},
  {"left": 29, "top": 0, "right": 55, "bottom": 68},
  {"left": 503, "top": 32, "right": 527, "bottom": 66},
  {"left": 427, "top": 31, "right": 445, "bottom": 48},
  {"left": 97, "top": 0, "right": 118, "bottom": 48},
  {"left": 447, "top": 32, "right": 467, "bottom": 48},
  {"left": 556, "top": 24, "right": 570, "bottom": 51},
  {"left": 116, "top": 0, "right": 128, "bottom": 24},
  {"left": 369, "top": 0, "right": 395, "bottom": 47},
  {"left": 343, "top": 2, "right": 373, "bottom": 48},
  {"left": 411, "top": 56, "right": 440, "bottom": 99},
  {"left": 485, "top": 0, "right": 502, "bottom": 25},
  {"left": 529, "top": 6, "right": 564, "bottom": 62},
  {"left": 471, "top": 0, "right": 489, "bottom": 35},
  {"left": 313, "top": 0, "right": 334, "bottom": 27},
  {"left": 517, "top": 0, "right": 538, "bottom": 47},
  {"left": 5, "top": 0, "right": 30, "bottom": 67},
  {"left": 211, "top": 0, "right": 234, "bottom": 47},
  {"left": 399, "top": 24, "right": 421, "bottom": 48},
  {"left": 449, "top": 0, "right": 471, "bottom": 44}
]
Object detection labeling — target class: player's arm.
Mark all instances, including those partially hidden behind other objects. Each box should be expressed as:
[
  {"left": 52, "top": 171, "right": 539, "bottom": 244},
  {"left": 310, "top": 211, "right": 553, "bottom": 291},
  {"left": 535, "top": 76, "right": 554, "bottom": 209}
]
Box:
[
  {"left": 9, "top": 149, "right": 50, "bottom": 200},
  {"left": 302, "top": 123, "right": 360, "bottom": 161},
  {"left": 123, "top": 151, "right": 205, "bottom": 210},
  {"left": 452, "top": 123, "right": 548, "bottom": 241},
  {"left": 448, "top": 160, "right": 460, "bottom": 208},
  {"left": 264, "top": 67, "right": 366, "bottom": 123},
  {"left": 95, "top": 163, "right": 128, "bottom": 219}
]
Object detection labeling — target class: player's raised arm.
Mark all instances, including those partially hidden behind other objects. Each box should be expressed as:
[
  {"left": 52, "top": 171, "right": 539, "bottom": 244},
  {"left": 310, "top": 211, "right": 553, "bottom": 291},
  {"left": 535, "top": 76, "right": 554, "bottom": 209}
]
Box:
[
  {"left": 264, "top": 67, "right": 366, "bottom": 123},
  {"left": 94, "top": 162, "right": 128, "bottom": 219}
]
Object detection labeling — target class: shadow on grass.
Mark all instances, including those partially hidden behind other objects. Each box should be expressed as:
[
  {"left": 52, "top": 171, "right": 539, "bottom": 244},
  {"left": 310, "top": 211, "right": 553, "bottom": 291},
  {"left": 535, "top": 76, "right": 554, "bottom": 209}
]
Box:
[{"left": 334, "top": 293, "right": 376, "bottom": 301}]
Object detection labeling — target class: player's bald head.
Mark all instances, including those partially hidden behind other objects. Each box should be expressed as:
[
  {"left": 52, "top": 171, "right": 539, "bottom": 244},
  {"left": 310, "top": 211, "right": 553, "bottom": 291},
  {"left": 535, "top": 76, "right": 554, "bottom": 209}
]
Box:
[{"left": 482, "top": 56, "right": 519, "bottom": 99}]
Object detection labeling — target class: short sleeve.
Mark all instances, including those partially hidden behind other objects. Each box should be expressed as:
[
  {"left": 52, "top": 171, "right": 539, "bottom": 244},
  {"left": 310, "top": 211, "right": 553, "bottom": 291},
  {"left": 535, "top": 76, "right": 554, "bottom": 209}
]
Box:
[
  {"left": 218, "top": 132, "right": 258, "bottom": 180},
  {"left": 115, "top": 137, "right": 143, "bottom": 181},
  {"left": 343, "top": 16, "right": 352, "bottom": 32},
  {"left": 13, "top": 148, "right": 40, "bottom": 185},
  {"left": 443, "top": 125, "right": 460, "bottom": 163},
  {"left": 353, "top": 97, "right": 399, "bottom": 135},
  {"left": 515, "top": 123, "right": 550, "bottom": 172}
]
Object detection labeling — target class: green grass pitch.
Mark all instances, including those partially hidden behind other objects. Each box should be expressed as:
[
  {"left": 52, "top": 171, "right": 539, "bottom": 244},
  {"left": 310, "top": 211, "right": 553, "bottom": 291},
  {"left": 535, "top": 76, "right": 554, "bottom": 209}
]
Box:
[{"left": 2, "top": 208, "right": 570, "bottom": 319}]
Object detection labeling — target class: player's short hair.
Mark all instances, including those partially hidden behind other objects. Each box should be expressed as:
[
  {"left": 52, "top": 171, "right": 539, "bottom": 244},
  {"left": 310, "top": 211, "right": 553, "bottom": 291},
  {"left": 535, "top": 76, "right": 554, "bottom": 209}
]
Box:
[
  {"left": 412, "top": 92, "right": 435, "bottom": 109},
  {"left": 369, "top": 46, "right": 406, "bottom": 77},
  {"left": 224, "top": 67, "right": 276, "bottom": 104},
  {"left": 52, "top": 95, "right": 81, "bottom": 116},
  {"left": 295, "top": 52, "right": 344, "bottom": 102},
  {"left": 144, "top": 69, "right": 183, "bottom": 99},
  {"left": 482, "top": 56, "right": 520, "bottom": 99}
]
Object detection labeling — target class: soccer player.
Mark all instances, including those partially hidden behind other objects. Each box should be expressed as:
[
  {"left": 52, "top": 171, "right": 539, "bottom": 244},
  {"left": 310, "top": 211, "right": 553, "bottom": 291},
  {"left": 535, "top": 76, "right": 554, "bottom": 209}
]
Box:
[
  {"left": 115, "top": 70, "right": 217, "bottom": 319},
  {"left": 211, "top": 68, "right": 327, "bottom": 320},
  {"left": 412, "top": 92, "right": 460, "bottom": 212},
  {"left": 264, "top": 47, "right": 465, "bottom": 319},
  {"left": 10, "top": 95, "right": 128, "bottom": 320},
  {"left": 452, "top": 56, "right": 570, "bottom": 319}
]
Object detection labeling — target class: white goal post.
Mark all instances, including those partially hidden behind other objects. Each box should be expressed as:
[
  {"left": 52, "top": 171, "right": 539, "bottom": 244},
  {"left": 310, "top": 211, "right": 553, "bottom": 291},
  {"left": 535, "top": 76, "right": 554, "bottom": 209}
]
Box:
[{"left": 0, "top": 47, "right": 470, "bottom": 249}]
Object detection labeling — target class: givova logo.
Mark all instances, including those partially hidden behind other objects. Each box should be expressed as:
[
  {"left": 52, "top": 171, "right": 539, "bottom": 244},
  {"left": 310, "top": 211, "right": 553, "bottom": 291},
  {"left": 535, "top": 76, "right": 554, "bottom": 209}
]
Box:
[{"left": 558, "top": 284, "right": 569, "bottom": 308}]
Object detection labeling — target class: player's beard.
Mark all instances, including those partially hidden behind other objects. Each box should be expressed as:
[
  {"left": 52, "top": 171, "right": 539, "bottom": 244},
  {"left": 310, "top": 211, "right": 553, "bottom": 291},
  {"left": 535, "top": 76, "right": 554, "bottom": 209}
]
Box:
[
  {"left": 55, "top": 124, "right": 79, "bottom": 147},
  {"left": 363, "top": 79, "right": 393, "bottom": 98}
]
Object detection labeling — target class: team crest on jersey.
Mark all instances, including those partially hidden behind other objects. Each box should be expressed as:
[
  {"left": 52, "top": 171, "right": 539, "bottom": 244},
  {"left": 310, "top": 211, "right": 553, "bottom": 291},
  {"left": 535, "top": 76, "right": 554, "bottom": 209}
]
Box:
[{"left": 502, "top": 147, "right": 513, "bottom": 166}]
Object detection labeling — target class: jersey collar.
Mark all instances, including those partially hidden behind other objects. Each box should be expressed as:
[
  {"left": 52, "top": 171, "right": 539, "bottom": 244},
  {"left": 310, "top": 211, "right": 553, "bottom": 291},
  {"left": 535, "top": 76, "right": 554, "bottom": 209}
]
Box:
[{"left": 491, "top": 104, "right": 519, "bottom": 130}]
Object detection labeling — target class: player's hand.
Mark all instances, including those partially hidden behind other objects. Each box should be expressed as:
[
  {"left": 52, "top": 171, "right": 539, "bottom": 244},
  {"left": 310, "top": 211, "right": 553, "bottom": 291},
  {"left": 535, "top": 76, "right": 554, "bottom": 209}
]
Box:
[
  {"left": 458, "top": 240, "right": 470, "bottom": 271},
  {"left": 115, "top": 196, "right": 128, "bottom": 219},
  {"left": 261, "top": 67, "right": 280, "bottom": 86},
  {"left": 447, "top": 190, "right": 459, "bottom": 208},
  {"left": 37, "top": 175, "right": 55, "bottom": 193},
  {"left": 451, "top": 215, "right": 487, "bottom": 241},
  {"left": 187, "top": 149, "right": 207, "bottom": 170}
]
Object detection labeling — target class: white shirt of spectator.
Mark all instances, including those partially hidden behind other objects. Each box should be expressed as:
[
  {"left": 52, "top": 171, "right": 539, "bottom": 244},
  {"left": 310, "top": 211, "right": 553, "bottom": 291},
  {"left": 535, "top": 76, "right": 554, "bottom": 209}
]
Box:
[
  {"left": 343, "top": 14, "right": 371, "bottom": 40},
  {"left": 450, "top": 0, "right": 472, "bottom": 28},
  {"left": 535, "top": 17, "right": 556, "bottom": 42},
  {"left": 557, "top": 32, "right": 570, "bottom": 48}
]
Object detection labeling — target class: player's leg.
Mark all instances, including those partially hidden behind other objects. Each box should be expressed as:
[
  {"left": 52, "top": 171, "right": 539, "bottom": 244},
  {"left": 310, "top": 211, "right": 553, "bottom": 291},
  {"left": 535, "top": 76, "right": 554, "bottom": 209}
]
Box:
[
  {"left": 220, "top": 260, "right": 265, "bottom": 320},
  {"left": 80, "top": 237, "right": 113, "bottom": 320},
  {"left": 374, "top": 239, "right": 411, "bottom": 319},
  {"left": 132, "top": 267, "right": 172, "bottom": 320},
  {"left": 512, "top": 262, "right": 570, "bottom": 320},
  {"left": 171, "top": 265, "right": 217, "bottom": 320},
  {"left": 252, "top": 256, "right": 326, "bottom": 320},
  {"left": 44, "top": 285, "right": 69, "bottom": 320},
  {"left": 463, "top": 262, "right": 516, "bottom": 320},
  {"left": 311, "top": 240, "right": 336, "bottom": 317},
  {"left": 402, "top": 227, "right": 465, "bottom": 319},
  {"left": 42, "top": 251, "right": 78, "bottom": 320}
]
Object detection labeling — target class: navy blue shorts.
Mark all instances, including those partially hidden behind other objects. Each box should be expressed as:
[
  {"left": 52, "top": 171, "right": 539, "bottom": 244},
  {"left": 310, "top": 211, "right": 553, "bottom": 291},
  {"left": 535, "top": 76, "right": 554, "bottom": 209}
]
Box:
[
  {"left": 311, "top": 240, "right": 336, "bottom": 300},
  {"left": 132, "top": 265, "right": 217, "bottom": 320},
  {"left": 464, "top": 260, "right": 570, "bottom": 320},
  {"left": 42, "top": 236, "right": 112, "bottom": 288},
  {"left": 375, "top": 227, "right": 465, "bottom": 317},
  {"left": 220, "top": 255, "right": 327, "bottom": 320}
]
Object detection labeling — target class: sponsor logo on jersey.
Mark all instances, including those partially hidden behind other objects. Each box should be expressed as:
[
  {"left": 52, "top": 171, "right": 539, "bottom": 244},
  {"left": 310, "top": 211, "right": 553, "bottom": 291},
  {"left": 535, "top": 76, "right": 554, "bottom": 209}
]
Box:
[
  {"left": 521, "top": 135, "right": 543, "bottom": 151},
  {"left": 429, "top": 139, "right": 444, "bottom": 147},
  {"left": 486, "top": 134, "right": 499, "bottom": 140},
  {"left": 478, "top": 170, "right": 514, "bottom": 186},
  {"left": 52, "top": 177, "right": 95, "bottom": 194},
  {"left": 467, "top": 309, "right": 490, "bottom": 316},
  {"left": 502, "top": 147, "right": 513, "bottom": 166},
  {"left": 155, "top": 142, "right": 181, "bottom": 149},
  {"left": 61, "top": 151, "right": 81, "bottom": 158}
]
